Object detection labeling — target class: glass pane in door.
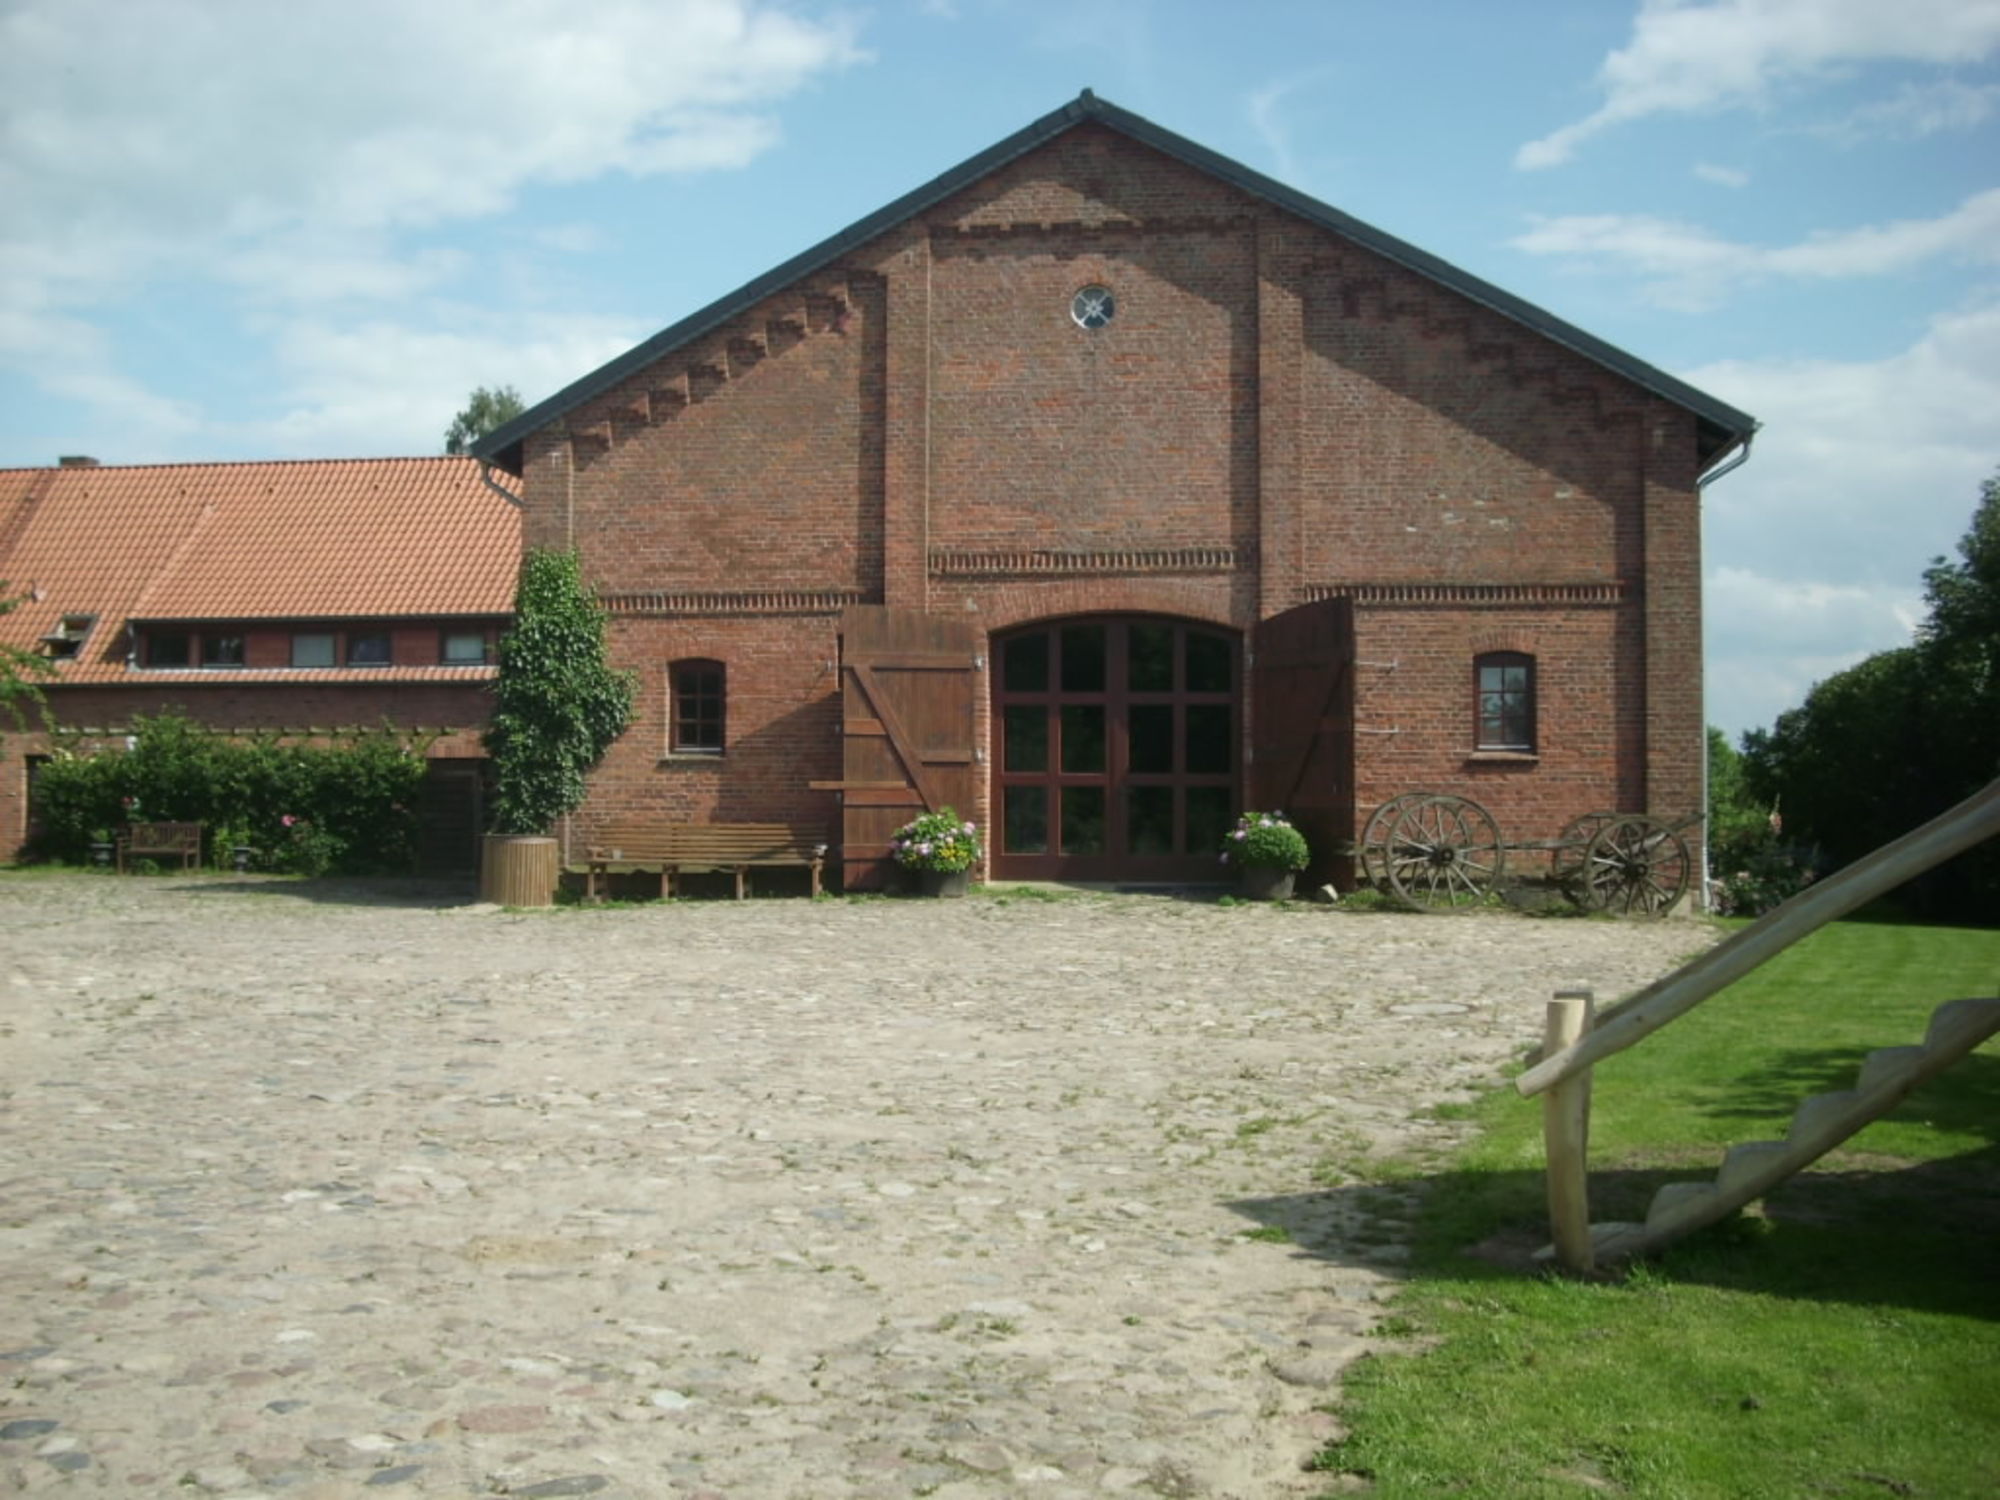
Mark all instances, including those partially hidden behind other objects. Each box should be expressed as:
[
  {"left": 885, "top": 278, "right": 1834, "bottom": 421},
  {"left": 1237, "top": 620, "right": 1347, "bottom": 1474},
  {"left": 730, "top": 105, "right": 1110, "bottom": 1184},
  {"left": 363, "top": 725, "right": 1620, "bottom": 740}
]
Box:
[
  {"left": 1060, "top": 787, "right": 1105, "bottom": 854},
  {"left": 1185, "top": 705, "right": 1232, "bottom": 775},
  {"left": 1128, "top": 623, "right": 1174, "bottom": 692},
  {"left": 1004, "top": 632, "right": 1049, "bottom": 693},
  {"left": 1127, "top": 786, "right": 1174, "bottom": 855},
  {"left": 1186, "top": 632, "right": 1231, "bottom": 693},
  {"left": 1060, "top": 625, "right": 1106, "bottom": 692},
  {"left": 1127, "top": 704, "right": 1172, "bottom": 774},
  {"left": 1186, "top": 786, "right": 1232, "bottom": 856},
  {"left": 1004, "top": 786, "right": 1049, "bottom": 853},
  {"left": 1060, "top": 705, "right": 1106, "bottom": 773},
  {"left": 1004, "top": 706, "right": 1048, "bottom": 771}
]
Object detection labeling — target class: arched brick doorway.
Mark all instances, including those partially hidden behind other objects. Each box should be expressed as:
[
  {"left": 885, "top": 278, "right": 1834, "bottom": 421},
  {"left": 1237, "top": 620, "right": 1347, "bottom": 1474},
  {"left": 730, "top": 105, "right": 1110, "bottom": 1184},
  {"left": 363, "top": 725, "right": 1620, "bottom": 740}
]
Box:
[{"left": 991, "top": 615, "right": 1239, "bottom": 882}]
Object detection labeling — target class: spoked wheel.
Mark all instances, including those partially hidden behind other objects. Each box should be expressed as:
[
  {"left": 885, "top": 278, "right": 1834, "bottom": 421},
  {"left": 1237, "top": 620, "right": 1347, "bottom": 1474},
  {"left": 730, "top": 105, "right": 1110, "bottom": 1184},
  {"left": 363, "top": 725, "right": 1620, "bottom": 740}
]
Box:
[
  {"left": 1550, "top": 810, "right": 1622, "bottom": 892},
  {"left": 1382, "top": 795, "right": 1507, "bottom": 912},
  {"left": 1357, "top": 791, "right": 1435, "bottom": 889},
  {"left": 1580, "top": 815, "right": 1692, "bottom": 917}
]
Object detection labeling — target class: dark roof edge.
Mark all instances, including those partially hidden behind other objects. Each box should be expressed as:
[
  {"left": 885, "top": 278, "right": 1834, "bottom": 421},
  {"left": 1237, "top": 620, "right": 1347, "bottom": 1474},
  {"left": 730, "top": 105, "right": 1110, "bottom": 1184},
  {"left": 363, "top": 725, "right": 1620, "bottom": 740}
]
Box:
[{"left": 476, "top": 90, "right": 1757, "bottom": 474}]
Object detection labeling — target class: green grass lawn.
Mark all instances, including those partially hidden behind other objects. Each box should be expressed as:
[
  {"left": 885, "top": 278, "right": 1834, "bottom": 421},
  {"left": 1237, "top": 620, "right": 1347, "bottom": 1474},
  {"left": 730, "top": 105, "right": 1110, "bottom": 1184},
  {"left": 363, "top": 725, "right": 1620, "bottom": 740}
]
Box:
[{"left": 1315, "top": 916, "right": 2000, "bottom": 1499}]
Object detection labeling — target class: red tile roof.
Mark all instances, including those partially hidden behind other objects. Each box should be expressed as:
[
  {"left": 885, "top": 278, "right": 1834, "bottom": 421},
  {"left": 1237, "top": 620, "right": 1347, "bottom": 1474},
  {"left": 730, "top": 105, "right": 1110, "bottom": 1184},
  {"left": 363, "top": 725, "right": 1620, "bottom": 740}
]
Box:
[{"left": 0, "top": 457, "right": 520, "bottom": 685}]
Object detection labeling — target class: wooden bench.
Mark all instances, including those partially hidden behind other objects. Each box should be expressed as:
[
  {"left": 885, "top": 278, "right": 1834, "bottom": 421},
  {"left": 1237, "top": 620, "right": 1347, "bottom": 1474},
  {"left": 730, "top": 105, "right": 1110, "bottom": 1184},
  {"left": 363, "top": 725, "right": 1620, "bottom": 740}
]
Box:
[
  {"left": 585, "top": 823, "right": 831, "bottom": 901},
  {"left": 117, "top": 820, "right": 204, "bottom": 873}
]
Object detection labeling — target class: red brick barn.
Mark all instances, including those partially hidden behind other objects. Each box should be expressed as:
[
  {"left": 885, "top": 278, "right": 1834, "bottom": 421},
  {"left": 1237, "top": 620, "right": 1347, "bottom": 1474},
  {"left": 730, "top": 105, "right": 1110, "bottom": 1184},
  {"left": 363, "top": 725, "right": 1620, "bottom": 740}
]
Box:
[
  {"left": 473, "top": 92, "right": 1755, "bottom": 896},
  {"left": 0, "top": 456, "right": 519, "bottom": 871}
]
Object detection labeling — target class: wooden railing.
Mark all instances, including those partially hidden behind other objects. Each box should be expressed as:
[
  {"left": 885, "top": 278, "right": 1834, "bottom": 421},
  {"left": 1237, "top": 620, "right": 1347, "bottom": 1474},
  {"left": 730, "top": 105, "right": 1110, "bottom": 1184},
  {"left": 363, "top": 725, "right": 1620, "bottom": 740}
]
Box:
[
  {"left": 1520, "top": 776, "right": 2000, "bottom": 1271},
  {"left": 1520, "top": 778, "right": 2000, "bottom": 1098}
]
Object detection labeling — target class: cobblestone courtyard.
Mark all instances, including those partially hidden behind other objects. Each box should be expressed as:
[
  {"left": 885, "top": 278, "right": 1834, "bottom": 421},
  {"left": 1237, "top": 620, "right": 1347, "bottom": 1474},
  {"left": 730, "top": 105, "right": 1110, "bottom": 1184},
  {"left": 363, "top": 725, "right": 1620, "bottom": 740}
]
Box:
[{"left": 0, "top": 875, "right": 1713, "bottom": 1498}]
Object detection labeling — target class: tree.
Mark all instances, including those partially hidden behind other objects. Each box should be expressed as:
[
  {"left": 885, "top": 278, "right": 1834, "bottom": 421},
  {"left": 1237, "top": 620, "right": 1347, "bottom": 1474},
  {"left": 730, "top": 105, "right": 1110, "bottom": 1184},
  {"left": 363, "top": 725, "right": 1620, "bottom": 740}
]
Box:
[
  {"left": 1743, "top": 467, "right": 2000, "bottom": 920},
  {"left": 483, "top": 548, "right": 634, "bottom": 835},
  {"left": 444, "top": 385, "right": 526, "bottom": 455},
  {"left": 0, "top": 582, "right": 57, "bottom": 733}
]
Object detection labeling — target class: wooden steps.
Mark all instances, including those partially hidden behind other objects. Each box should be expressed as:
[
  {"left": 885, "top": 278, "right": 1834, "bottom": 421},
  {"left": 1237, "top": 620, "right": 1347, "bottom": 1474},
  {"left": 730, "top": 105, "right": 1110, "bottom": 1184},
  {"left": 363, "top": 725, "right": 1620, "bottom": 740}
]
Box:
[{"left": 1550, "top": 997, "right": 2000, "bottom": 1264}]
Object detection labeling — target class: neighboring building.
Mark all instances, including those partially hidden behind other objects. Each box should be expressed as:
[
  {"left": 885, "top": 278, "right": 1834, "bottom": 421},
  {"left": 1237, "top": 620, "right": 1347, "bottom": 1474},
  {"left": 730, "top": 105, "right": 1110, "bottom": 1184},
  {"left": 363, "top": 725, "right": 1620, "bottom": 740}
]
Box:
[
  {"left": 473, "top": 92, "right": 1756, "bottom": 892},
  {"left": 0, "top": 456, "right": 520, "bottom": 869}
]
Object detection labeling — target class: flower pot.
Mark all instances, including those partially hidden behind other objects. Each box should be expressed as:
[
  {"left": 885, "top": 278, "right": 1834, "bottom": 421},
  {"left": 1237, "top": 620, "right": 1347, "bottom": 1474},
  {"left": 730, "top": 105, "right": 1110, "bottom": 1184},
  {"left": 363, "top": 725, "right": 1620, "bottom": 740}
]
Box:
[
  {"left": 1237, "top": 865, "right": 1295, "bottom": 902},
  {"left": 480, "top": 834, "right": 559, "bottom": 906},
  {"left": 919, "top": 868, "right": 970, "bottom": 899}
]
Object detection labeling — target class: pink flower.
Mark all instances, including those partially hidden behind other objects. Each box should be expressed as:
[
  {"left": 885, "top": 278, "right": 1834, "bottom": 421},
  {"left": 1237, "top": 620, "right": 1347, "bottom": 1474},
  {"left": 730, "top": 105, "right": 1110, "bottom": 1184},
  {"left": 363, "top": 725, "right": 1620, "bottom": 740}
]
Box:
[{"left": 281, "top": 815, "right": 297, "bottom": 828}]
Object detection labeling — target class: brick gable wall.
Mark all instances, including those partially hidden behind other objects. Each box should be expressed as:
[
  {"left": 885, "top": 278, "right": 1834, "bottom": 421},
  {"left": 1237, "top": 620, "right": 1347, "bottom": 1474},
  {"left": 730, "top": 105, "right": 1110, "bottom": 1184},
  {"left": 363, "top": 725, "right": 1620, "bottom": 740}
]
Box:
[{"left": 513, "top": 127, "right": 1706, "bottom": 884}]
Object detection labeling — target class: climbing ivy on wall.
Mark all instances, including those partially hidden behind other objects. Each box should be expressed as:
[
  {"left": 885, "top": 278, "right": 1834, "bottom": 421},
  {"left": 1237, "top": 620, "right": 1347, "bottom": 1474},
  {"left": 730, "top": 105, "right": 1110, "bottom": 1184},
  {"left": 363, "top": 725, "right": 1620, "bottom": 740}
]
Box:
[{"left": 483, "top": 547, "right": 634, "bottom": 836}]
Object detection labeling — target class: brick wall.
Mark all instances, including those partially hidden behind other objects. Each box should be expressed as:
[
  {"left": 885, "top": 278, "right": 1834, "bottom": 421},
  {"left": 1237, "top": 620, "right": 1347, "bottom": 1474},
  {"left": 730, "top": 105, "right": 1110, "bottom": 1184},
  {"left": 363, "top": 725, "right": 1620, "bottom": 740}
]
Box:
[{"left": 514, "top": 125, "right": 1704, "bottom": 887}]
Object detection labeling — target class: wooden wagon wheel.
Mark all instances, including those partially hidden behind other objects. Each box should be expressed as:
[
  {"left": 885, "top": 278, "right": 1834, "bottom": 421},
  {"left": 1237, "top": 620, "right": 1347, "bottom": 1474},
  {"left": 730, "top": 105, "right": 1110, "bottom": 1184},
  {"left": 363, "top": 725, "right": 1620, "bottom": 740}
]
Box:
[
  {"left": 1550, "top": 810, "right": 1622, "bottom": 891},
  {"left": 1356, "top": 791, "right": 1435, "bottom": 888},
  {"left": 1580, "top": 815, "right": 1692, "bottom": 917},
  {"left": 1382, "top": 794, "right": 1507, "bottom": 912}
]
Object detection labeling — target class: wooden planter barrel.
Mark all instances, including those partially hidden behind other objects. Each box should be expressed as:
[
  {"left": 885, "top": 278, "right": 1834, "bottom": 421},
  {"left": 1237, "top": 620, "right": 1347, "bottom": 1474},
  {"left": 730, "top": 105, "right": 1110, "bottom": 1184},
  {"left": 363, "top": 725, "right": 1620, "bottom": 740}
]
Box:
[{"left": 480, "top": 834, "right": 559, "bottom": 907}]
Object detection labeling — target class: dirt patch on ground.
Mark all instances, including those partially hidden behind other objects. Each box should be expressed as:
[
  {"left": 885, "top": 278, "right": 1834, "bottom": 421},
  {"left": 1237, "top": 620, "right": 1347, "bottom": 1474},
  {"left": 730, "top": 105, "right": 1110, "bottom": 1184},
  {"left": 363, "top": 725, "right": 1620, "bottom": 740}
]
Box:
[{"left": 0, "top": 874, "right": 1714, "bottom": 1498}]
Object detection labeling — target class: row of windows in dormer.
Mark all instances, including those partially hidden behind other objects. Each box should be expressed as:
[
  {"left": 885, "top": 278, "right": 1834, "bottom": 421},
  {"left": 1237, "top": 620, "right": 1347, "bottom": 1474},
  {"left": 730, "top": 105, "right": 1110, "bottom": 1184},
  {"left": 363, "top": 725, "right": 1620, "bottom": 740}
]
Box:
[{"left": 137, "top": 625, "right": 497, "bottom": 670}]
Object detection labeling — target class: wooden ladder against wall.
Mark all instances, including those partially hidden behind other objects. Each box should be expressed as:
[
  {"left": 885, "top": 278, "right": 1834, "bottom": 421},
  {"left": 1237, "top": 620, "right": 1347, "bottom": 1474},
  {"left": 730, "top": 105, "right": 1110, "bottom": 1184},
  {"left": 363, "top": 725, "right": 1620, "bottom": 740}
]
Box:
[{"left": 1522, "top": 777, "right": 2000, "bottom": 1271}]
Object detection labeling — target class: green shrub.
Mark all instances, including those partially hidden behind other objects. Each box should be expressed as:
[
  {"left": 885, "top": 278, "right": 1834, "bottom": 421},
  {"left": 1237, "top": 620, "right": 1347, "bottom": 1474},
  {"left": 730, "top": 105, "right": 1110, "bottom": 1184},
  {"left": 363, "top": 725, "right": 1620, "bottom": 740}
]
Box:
[
  {"left": 484, "top": 548, "right": 633, "bottom": 835},
  {"left": 1219, "top": 810, "right": 1310, "bottom": 872},
  {"left": 29, "top": 712, "right": 427, "bottom": 875}
]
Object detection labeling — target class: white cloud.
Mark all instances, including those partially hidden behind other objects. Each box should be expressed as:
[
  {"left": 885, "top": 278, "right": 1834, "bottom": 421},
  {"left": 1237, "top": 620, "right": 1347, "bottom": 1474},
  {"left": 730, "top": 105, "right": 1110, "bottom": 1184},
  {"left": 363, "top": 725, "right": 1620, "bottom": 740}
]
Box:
[
  {"left": 1517, "top": 0, "right": 2000, "bottom": 168},
  {"left": 1693, "top": 162, "right": 1751, "bottom": 187},
  {"left": 235, "top": 313, "right": 647, "bottom": 458},
  {"left": 1247, "top": 77, "right": 1312, "bottom": 182},
  {"left": 1512, "top": 188, "right": 2000, "bottom": 307},
  {"left": 1818, "top": 77, "right": 2000, "bottom": 142},
  {"left": 0, "top": 0, "right": 862, "bottom": 445},
  {"left": 1692, "top": 299, "right": 2000, "bottom": 732}
]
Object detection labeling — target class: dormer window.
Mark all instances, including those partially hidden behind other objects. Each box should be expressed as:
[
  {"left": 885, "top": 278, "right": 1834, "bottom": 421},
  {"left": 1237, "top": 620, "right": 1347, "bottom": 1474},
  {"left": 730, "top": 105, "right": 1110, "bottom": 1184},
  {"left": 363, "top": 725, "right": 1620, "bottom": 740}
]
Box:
[
  {"left": 347, "top": 632, "right": 392, "bottom": 666},
  {"left": 441, "top": 628, "right": 489, "bottom": 665},
  {"left": 146, "top": 631, "right": 191, "bottom": 668},
  {"left": 201, "top": 633, "right": 246, "bottom": 668},
  {"left": 40, "top": 614, "right": 96, "bottom": 660}
]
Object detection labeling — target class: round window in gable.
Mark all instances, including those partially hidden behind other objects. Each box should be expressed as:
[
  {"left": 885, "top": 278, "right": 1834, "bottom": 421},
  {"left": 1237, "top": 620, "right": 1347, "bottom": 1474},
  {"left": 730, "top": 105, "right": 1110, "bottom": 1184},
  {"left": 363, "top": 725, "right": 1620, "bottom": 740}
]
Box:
[{"left": 1070, "top": 285, "right": 1115, "bottom": 330}]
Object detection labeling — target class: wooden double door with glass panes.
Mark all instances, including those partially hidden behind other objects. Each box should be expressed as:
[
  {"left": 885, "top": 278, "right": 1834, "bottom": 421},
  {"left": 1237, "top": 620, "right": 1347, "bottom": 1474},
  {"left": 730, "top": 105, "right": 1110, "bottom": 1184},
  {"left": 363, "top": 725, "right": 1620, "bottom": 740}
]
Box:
[{"left": 992, "top": 617, "right": 1239, "bottom": 881}]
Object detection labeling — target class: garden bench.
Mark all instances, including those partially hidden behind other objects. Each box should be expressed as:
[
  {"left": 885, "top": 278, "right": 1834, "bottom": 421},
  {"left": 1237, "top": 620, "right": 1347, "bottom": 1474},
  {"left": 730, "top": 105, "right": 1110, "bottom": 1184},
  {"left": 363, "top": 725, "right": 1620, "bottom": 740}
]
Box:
[
  {"left": 117, "top": 820, "right": 204, "bottom": 873},
  {"left": 584, "top": 822, "right": 831, "bottom": 901}
]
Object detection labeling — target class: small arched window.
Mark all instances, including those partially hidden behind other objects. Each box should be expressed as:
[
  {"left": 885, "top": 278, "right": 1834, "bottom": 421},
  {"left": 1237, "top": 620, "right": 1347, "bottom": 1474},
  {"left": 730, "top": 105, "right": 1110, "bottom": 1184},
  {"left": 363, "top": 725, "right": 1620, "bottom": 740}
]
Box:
[
  {"left": 1474, "top": 652, "right": 1535, "bottom": 752},
  {"left": 670, "top": 659, "right": 726, "bottom": 755}
]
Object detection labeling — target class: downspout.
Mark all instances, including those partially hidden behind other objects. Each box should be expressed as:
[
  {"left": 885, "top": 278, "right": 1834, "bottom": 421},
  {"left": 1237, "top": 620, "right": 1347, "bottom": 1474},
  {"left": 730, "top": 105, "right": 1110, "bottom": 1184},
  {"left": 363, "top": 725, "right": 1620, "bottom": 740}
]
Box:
[
  {"left": 1694, "top": 427, "right": 1757, "bottom": 910},
  {"left": 477, "top": 460, "right": 525, "bottom": 510}
]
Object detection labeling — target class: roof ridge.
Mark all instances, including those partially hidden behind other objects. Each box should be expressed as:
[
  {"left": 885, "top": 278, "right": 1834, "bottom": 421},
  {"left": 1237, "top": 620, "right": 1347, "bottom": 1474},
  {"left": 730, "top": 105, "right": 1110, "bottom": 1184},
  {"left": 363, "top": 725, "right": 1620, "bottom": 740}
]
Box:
[{"left": 0, "top": 455, "right": 487, "bottom": 477}]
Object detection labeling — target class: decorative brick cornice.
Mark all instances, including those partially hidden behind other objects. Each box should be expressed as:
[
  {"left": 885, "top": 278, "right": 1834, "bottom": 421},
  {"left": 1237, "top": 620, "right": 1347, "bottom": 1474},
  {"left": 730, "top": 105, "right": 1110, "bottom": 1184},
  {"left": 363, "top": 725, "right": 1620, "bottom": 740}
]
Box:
[
  {"left": 931, "top": 547, "right": 1237, "bottom": 579},
  {"left": 934, "top": 216, "right": 1252, "bottom": 244},
  {"left": 1305, "top": 580, "right": 1627, "bottom": 607},
  {"left": 601, "top": 589, "right": 866, "bottom": 617}
]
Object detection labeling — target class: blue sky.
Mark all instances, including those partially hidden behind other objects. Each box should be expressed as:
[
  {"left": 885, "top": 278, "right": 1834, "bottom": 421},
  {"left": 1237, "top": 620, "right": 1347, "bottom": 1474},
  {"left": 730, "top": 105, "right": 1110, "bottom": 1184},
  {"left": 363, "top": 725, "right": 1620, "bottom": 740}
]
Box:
[{"left": 3, "top": 0, "right": 1996, "bottom": 738}]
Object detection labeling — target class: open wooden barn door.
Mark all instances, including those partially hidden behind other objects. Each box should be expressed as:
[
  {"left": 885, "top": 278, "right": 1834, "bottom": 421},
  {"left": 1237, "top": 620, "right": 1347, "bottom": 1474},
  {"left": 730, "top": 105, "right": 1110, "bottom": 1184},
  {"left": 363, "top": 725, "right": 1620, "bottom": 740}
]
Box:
[
  {"left": 1251, "top": 598, "right": 1356, "bottom": 891},
  {"left": 832, "top": 607, "right": 981, "bottom": 891}
]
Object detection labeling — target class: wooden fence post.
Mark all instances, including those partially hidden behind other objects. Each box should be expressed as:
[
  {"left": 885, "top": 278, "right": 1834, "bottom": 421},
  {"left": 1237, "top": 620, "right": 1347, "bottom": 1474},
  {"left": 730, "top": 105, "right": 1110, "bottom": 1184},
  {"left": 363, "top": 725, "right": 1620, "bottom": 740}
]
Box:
[{"left": 1544, "top": 987, "right": 1596, "bottom": 1273}]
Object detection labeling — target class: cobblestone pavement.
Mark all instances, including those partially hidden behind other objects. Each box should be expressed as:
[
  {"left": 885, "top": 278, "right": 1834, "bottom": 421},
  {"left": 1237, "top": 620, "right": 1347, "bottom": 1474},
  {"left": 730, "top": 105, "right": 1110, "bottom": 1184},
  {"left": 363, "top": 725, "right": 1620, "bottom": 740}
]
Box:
[{"left": 0, "top": 874, "right": 1714, "bottom": 1498}]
